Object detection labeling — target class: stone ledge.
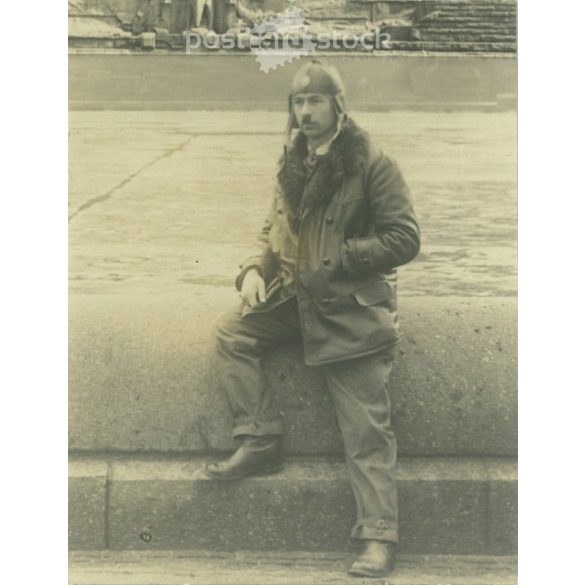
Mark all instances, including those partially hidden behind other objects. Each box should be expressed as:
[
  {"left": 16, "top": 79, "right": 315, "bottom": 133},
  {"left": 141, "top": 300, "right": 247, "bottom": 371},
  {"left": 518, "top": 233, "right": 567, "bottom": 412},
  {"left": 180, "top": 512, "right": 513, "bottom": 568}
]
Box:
[
  {"left": 69, "top": 294, "right": 517, "bottom": 456},
  {"left": 67, "top": 35, "right": 517, "bottom": 53},
  {"left": 69, "top": 456, "right": 517, "bottom": 554}
]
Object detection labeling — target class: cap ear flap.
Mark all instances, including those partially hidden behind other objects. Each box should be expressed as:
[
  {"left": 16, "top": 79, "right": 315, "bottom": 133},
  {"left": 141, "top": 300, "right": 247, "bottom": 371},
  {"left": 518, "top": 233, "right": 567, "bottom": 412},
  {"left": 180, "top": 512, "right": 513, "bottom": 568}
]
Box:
[
  {"left": 289, "top": 94, "right": 300, "bottom": 129},
  {"left": 333, "top": 93, "right": 346, "bottom": 115}
]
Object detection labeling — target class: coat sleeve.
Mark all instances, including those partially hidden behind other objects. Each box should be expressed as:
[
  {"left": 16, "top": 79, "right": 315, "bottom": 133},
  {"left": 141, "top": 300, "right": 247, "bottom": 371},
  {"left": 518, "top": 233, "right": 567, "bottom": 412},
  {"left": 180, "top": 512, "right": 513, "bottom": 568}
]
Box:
[
  {"left": 234, "top": 190, "right": 278, "bottom": 291},
  {"left": 340, "top": 152, "right": 420, "bottom": 276}
]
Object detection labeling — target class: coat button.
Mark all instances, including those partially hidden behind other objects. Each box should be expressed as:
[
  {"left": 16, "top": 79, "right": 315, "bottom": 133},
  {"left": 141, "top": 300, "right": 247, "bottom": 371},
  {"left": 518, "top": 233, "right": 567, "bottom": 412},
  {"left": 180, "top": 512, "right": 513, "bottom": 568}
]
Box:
[
  {"left": 325, "top": 216, "right": 334, "bottom": 224},
  {"left": 377, "top": 519, "right": 386, "bottom": 529},
  {"left": 323, "top": 258, "right": 331, "bottom": 265}
]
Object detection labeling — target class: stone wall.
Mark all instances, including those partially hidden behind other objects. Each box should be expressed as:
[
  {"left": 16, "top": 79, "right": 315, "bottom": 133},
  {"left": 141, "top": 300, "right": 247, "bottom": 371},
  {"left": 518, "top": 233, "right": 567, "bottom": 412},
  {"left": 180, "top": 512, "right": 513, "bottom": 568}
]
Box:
[
  {"left": 69, "top": 0, "right": 517, "bottom": 52},
  {"left": 68, "top": 0, "right": 137, "bottom": 20}
]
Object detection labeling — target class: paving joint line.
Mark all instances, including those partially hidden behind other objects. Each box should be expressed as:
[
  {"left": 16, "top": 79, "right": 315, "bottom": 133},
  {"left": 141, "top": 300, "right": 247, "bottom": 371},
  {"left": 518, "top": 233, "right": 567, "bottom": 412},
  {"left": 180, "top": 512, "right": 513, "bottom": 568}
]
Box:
[{"left": 68, "top": 136, "right": 194, "bottom": 222}]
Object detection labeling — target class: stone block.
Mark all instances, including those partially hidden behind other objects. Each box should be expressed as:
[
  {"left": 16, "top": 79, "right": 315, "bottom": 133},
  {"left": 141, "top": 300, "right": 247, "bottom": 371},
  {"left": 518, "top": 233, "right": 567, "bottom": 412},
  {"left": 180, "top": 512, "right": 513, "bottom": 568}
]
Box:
[
  {"left": 69, "top": 460, "right": 108, "bottom": 549},
  {"left": 486, "top": 459, "right": 517, "bottom": 555},
  {"left": 398, "top": 459, "right": 489, "bottom": 554},
  {"left": 69, "top": 294, "right": 517, "bottom": 456},
  {"left": 105, "top": 456, "right": 514, "bottom": 554},
  {"left": 141, "top": 32, "right": 156, "bottom": 50},
  {"left": 109, "top": 459, "right": 356, "bottom": 552}
]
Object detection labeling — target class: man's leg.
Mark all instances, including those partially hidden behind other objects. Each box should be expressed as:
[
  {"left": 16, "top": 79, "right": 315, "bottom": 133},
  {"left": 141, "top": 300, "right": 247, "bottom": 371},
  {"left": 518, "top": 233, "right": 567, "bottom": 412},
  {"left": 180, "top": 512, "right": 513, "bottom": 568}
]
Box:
[
  {"left": 206, "top": 296, "right": 302, "bottom": 479},
  {"left": 322, "top": 348, "right": 398, "bottom": 575}
]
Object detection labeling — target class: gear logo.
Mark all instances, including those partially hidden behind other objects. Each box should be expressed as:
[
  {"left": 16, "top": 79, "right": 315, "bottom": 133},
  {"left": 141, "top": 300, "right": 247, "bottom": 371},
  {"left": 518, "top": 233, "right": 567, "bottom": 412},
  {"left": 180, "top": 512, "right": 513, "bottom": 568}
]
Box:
[{"left": 251, "top": 7, "right": 316, "bottom": 73}]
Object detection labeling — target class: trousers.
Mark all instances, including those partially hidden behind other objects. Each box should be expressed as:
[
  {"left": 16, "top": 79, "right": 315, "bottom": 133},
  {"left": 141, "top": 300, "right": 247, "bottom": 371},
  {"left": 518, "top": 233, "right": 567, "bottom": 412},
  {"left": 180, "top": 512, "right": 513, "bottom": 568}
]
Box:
[{"left": 214, "top": 296, "right": 399, "bottom": 543}]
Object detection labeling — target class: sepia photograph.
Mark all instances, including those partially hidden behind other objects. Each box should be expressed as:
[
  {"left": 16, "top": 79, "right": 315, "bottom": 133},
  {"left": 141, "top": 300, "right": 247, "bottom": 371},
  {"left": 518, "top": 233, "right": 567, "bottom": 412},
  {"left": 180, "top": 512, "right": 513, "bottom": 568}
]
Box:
[{"left": 67, "top": 0, "right": 518, "bottom": 583}]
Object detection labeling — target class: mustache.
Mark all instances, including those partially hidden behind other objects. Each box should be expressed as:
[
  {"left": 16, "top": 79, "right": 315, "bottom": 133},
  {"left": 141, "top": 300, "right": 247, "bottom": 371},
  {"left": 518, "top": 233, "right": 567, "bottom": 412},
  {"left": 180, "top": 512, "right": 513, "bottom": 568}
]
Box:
[{"left": 301, "top": 116, "right": 314, "bottom": 125}]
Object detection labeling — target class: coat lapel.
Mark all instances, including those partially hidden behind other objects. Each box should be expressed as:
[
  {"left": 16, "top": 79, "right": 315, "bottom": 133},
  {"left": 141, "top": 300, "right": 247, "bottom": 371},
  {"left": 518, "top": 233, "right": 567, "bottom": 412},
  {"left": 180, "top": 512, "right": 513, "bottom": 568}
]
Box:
[{"left": 277, "top": 118, "right": 370, "bottom": 233}]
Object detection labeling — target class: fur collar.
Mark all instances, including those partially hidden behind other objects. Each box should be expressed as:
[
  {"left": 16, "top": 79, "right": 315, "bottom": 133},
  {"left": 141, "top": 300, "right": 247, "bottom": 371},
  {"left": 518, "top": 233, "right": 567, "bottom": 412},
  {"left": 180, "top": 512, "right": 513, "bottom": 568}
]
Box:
[{"left": 277, "top": 117, "right": 370, "bottom": 233}]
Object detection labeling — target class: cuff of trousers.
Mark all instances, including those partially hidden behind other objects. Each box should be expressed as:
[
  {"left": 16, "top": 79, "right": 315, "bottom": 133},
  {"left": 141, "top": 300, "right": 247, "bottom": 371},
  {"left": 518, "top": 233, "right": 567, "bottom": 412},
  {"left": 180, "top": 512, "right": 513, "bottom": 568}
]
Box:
[
  {"left": 232, "top": 417, "right": 285, "bottom": 439},
  {"left": 351, "top": 523, "right": 399, "bottom": 544}
]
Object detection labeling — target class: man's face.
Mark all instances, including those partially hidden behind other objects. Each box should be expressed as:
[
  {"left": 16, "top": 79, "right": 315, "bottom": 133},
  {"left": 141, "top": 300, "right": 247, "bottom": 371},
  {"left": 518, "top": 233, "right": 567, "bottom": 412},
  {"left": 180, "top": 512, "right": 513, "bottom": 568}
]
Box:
[{"left": 292, "top": 93, "right": 337, "bottom": 141}]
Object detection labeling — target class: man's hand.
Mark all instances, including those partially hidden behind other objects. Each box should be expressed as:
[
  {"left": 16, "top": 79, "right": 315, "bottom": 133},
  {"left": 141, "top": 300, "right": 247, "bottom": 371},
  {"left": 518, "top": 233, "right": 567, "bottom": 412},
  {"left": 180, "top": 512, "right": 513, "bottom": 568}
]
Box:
[{"left": 240, "top": 269, "right": 266, "bottom": 308}]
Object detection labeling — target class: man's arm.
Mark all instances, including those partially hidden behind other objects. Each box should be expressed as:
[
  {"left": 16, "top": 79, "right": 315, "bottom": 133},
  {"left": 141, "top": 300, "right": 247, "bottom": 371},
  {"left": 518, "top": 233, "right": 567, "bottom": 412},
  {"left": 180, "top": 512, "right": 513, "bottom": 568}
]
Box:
[{"left": 341, "top": 152, "right": 420, "bottom": 276}]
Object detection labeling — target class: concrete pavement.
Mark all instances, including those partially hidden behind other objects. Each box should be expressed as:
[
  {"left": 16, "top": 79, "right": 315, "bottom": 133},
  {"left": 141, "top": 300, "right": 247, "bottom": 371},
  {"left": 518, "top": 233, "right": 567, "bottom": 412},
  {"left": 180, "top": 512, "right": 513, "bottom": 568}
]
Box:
[
  {"left": 69, "top": 110, "right": 516, "bottom": 299},
  {"left": 69, "top": 550, "right": 518, "bottom": 585}
]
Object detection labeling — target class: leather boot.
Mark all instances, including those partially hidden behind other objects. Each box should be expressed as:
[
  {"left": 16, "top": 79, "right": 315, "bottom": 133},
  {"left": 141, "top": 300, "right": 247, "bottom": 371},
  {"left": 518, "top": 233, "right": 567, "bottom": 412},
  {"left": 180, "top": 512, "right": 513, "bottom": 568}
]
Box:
[
  {"left": 348, "top": 540, "right": 397, "bottom": 578},
  {"left": 204, "top": 435, "right": 283, "bottom": 481}
]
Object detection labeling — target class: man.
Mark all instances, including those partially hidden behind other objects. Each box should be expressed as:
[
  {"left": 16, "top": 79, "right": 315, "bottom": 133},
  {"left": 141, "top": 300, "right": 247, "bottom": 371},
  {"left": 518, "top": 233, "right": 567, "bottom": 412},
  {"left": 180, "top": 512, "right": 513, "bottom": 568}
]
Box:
[{"left": 206, "top": 59, "right": 420, "bottom": 578}]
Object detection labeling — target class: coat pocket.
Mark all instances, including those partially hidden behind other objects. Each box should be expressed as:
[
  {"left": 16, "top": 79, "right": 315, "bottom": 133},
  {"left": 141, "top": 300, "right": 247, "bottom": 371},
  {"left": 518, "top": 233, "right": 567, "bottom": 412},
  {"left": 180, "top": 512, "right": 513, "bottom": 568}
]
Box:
[{"left": 351, "top": 280, "right": 394, "bottom": 307}]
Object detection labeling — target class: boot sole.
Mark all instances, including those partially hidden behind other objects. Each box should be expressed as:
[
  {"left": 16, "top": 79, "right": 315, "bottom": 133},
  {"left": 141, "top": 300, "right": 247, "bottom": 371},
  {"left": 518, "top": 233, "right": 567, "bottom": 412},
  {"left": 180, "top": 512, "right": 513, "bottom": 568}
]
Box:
[
  {"left": 204, "top": 461, "right": 284, "bottom": 481},
  {"left": 348, "top": 567, "right": 393, "bottom": 578},
  {"left": 348, "top": 562, "right": 395, "bottom": 578}
]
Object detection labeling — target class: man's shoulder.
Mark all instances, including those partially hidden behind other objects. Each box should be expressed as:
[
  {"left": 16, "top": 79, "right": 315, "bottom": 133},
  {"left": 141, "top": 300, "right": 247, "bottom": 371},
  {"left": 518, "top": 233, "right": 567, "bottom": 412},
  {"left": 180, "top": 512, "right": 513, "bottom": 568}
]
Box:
[
  {"left": 364, "top": 141, "right": 401, "bottom": 180},
  {"left": 344, "top": 118, "right": 399, "bottom": 174}
]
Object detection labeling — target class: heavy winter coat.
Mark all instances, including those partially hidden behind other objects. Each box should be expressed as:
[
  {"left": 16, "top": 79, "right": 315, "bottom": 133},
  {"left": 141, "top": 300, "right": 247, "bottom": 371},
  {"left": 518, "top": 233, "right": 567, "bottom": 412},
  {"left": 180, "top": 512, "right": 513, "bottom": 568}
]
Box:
[{"left": 236, "top": 118, "right": 420, "bottom": 366}]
